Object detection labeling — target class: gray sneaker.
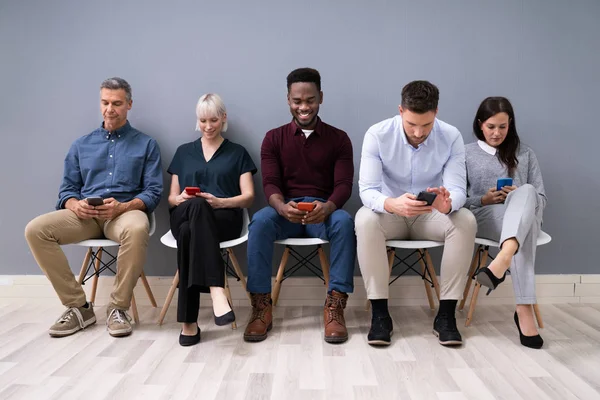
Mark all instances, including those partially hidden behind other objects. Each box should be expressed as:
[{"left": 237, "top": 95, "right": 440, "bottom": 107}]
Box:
[
  {"left": 106, "top": 308, "right": 133, "bottom": 337},
  {"left": 49, "top": 304, "right": 96, "bottom": 337}
]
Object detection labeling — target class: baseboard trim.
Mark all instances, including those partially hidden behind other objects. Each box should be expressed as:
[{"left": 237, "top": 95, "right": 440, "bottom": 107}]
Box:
[{"left": 1, "top": 274, "right": 598, "bottom": 307}]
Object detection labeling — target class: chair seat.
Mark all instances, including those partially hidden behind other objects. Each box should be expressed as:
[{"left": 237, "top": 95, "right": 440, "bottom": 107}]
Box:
[
  {"left": 385, "top": 239, "right": 444, "bottom": 249},
  {"left": 76, "top": 238, "right": 120, "bottom": 247},
  {"left": 474, "top": 230, "right": 552, "bottom": 248},
  {"left": 274, "top": 238, "right": 329, "bottom": 246}
]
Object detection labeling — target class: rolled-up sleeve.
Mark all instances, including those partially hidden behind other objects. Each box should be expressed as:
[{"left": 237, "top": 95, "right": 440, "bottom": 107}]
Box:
[
  {"left": 56, "top": 143, "right": 83, "bottom": 210},
  {"left": 443, "top": 133, "right": 467, "bottom": 212},
  {"left": 358, "top": 130, "right": 389, "bottom": 213},
  {"left": 134, "top": 139, "right": 163, "bottom": 213}
]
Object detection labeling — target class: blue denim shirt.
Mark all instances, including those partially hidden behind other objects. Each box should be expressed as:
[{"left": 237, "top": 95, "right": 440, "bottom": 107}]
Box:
[{"left": 56, "top": 121, "right": 163, "bottom": 213}]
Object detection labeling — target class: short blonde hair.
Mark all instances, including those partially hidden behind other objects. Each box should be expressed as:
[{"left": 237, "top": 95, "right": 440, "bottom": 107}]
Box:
[{"left": 195, "top": 93, "right": 228, "bottom": 132}]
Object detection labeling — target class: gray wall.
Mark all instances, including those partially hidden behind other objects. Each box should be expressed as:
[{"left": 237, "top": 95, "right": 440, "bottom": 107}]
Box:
[{"left": 1, "top": 0, "right": 599, "bottom": 276}]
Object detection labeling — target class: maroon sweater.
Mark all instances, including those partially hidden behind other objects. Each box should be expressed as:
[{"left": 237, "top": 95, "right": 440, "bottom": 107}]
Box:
[{"left": 261, "top": 118, "right": 354, "bottom": 209}]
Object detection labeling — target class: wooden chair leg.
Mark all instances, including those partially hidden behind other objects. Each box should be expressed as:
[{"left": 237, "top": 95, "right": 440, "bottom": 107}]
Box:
[
  {"left": 90, "top": 248, "right": 103, "bottom": 304},
  {"left": 227, "top": 248, "right": 251, "bottom": 302},
  {"left": 78, "top": 248, "right": 93, "bottom": 284},
  {"left": 465, "top": 247, "right": 489, "bottom": 326},
  {"left": 224, "top": 270, "right": 236, "bottom": 330},
  {"left": 366, "top": 248, "right": 396, "bottom": 311},
  {"left": 533, "top": 303, "right": 544, "bottom": 329},
  {"left": 423, "top": 250, "right": 441, "bottom": 300},
  {"left": 460, "top": 247, "right": 481, "bottom": 310},
  {"left": 272, "top": 247, "right": 290, "bottom": 306},
  {"left": 131, "top": 293, "right": 139, "bottom": 325},
  {"left": 140, "top": 272, "right": 157, "bottom": 307},
  {"left": 317, "top": 245, "right": 330, "bottom": 291},
  {"left": 157, "top": 270, "right": 179, "bottom": 325},
  {"left": 465, "top": 283, "right": 481, "bottom": 327}
]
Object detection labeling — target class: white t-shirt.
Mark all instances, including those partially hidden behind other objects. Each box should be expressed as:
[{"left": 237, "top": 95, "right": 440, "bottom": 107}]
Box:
[{"left": 302, "top": 129, "right": 314, "bottom": 138}]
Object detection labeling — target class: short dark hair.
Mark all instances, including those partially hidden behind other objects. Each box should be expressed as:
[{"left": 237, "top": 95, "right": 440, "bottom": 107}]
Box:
[
  {"left": 100, "top": 77, "right": 132, "bottom": 102},
  {"left": 473, "top": 96, "right": 521, "bottom": 177},
  {"left": 286, "top": 68, "right": 321, "bottom": 92},
  {"left": 401, "top": 80, "right": 439, "bottom": 113}
]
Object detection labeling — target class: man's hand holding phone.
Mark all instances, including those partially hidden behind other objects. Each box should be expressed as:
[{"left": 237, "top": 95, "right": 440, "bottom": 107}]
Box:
[
  {"left": 277, "top": 201, "right": 306, "bottom": 223},
  {"left": 95, "top": 197, "right": 124, "bottom": 220},
  {"left": 67, "top": 198, "right": 98, "bottom": 220},
  {"left": 426, "top": 186, "right": 452, "bottom": 214},
  {"left": 384, "top": 193, "right": 433, "bottom": 217},
  {"left": 301, "top": 201, "right": 335, "bottom": 225}
]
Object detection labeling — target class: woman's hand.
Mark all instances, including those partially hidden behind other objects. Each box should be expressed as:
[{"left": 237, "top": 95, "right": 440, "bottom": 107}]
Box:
[
  {"left": 481, "top": 187, "right": 506, "bottom": 205},
  {"left": 198, "top": 192, "right": 226, "bottom": 208},
  {"left": 175, "top": 189, "right": 195, "bottom": 206}
]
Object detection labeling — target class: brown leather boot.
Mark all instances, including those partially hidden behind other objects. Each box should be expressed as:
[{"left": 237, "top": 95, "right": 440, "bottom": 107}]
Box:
[
  {"left": 323, "top": 290, "right": 348, "bottom": 343},
  {"left": 243, "top": 293, "right": 273, "bottom": 342}
]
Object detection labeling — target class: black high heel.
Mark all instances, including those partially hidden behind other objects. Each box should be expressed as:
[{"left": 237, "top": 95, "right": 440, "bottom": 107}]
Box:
[
  {"left": 476, "top": 267, "right": 507, "bottom": 295},
  {"left": 179, "top": 323, "right": 201, "bottom": 346},
  {"left": 214, "top": 299, "right": 236, "bottom": 326},
  {"left": 514, "top": 311, "right": 543, "bottom": 349}
]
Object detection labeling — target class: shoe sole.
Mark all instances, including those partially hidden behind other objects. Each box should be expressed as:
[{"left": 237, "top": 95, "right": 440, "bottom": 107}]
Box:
[
  {"left": 367, "top": 330, "right": 394, "bottom": 346},
  {"left": 324, "top": 334, "right": 349, "bottom": 344},
  {"left": 433, "top": 329, "right": 462, "bottom": 346},
  {"left": 49, "top": 316, "right": 97, "bottom": 337},
  {"left": 243, "top": 322, "right": 272, "bottom": 342},
  {"left": 108, "top": 328, "right": 133, "bottom": 337},
  {"left": 476, "top": 272, "right": 495, "bottom": 290}
]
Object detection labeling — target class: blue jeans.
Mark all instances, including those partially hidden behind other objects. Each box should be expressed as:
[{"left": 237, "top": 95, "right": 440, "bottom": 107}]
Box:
[{"left": 247, "top": 197, "right": 356, "bottom": 294}]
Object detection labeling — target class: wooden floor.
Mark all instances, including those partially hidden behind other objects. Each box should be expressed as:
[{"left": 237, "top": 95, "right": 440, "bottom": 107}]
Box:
[{"left": 1, "top": 302, "right": 600, "bottom": 400}]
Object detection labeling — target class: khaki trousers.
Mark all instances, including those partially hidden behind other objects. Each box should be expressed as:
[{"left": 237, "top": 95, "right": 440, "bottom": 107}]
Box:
[
  {"left": 25, "top": 209, "right": 149, "bottom": 310},
  {"left": 355, "top": 207, "right": 476, "bottom": 300}
]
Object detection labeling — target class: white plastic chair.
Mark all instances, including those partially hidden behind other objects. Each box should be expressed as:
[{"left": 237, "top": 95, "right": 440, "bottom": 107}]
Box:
[
  {"left": 365, "top": 240, "right": 444, "bottom": 310},
  {"left": 272, "top": 237, "right": 330, "bottom": 306},
  {"left": 460, "top": 231, "right": 551, "bottom": 327},
  {"left": 157, "top": 209, "right": 250, "bottom": 329},
  {"left": 74, "top": 212, "right": 157, "bottom": 324}
]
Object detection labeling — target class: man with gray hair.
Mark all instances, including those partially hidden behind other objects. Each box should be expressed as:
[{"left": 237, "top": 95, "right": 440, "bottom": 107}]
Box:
[{"left": 25, "top": 77, "right": 163, "bottom": 338}]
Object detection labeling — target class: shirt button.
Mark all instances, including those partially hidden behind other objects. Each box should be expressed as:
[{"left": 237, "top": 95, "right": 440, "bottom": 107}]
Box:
[
  {"left": 109, "top": 155, "right": 113, "bottom": 158},
  {"left": 109, "top": 172, "right": 112, "bottom": 175},
  {"left": 111, "top": 140, "right": 114, "bottom": 142},
  {"left": 106, "top": 189, "right": 109, "bottom": 191}
]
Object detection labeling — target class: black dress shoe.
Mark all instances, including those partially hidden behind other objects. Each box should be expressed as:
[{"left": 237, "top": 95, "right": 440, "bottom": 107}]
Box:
[
  {"left": 367, "top": 315, "right": 393, "bottom": 346},
  {"left": 476, "top": 267, "right": 507, "bottom": 295},
  {"left": 514, "top": 312, "right": 543, "bottom": 349},
  {"left": 214, "top": 299, "right": 236, "bottom": 326},
  {"left": 433, "top": 313, "right": 462, "bottom": 346},
  {"left": 179, "top": 324, "right": 201, "bottom": 346}
]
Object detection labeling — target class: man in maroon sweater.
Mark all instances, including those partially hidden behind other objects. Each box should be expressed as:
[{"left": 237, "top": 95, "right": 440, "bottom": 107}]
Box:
[{"left": 244, "top": 68, "right": 356, "bottom": 344}]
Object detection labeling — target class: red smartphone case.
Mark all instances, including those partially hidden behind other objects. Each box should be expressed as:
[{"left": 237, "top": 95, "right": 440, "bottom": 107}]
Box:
[
  {"left": 297, "top": 202, "right": 316, "bottom": 211},
  {"left": 185, "top": 187, "right": 201, "bottom": 195}
]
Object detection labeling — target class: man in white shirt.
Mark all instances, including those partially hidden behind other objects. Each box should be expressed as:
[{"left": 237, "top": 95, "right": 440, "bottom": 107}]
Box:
[{"left": 356, "top": 80, "right": 476, "bottom": 347}]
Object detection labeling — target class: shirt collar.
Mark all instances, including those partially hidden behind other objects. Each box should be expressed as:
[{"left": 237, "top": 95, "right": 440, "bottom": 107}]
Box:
[
  {"left": 100, "top": 120, "right": 132, "bottom": 136},
  {"left": 291, "top": 117, "right": 322, "bottom": 136},
  {"left": 478, "top": 140, "right": 497, "bottom": 155}
]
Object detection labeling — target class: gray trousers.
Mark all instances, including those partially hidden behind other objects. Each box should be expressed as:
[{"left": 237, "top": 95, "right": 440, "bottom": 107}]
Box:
[{"left": 471, "top": 184, "right": 543, "bottom": 304}]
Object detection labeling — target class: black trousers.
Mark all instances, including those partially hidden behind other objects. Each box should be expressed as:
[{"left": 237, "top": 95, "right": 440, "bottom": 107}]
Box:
[{"left": 170, "top": 198, "right": 242, "bottom": 323}]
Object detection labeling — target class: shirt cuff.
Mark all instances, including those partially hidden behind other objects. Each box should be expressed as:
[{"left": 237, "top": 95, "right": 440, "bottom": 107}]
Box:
[
  {"left": 264, "top": 184, "right": 283, "bottom": 203},
  {"left": 135, "top": 194, "right": 157, "bottom": 214}
]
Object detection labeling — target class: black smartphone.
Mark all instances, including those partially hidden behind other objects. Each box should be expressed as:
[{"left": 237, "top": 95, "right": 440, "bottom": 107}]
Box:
[
  {"left": 416, "top": 191, "right": 437, "bottom": 206},
  {"left": 86, "top": 197, "right": 104, "bottom": 206}
]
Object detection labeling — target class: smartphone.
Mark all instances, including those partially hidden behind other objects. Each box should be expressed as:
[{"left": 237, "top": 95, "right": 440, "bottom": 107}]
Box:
[
  {"left": 185, "top": 187, "right": 201, "bottom": 195},
  {"left": 496, "top": 178, "right": 513, "bottom": 191},
  {"left": 416, "top": 191, "right": 437, "bottom": 206},
  {"left": 297, "top": 202, "right": 316, "bottom": 212},
  {"left": 86, "top": 197, "right": 104, "bottom": 206}
]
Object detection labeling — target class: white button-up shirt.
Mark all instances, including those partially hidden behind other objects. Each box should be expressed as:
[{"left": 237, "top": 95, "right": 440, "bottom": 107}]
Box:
[{"left": 359, "top": 115, "right": 467, "bottom": 213}]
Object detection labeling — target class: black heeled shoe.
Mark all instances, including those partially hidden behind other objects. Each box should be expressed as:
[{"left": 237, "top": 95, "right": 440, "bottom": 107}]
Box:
[
  {"left": 476, "top": 267, "right": 507, "bottom": 295},
  {"left": 179, "top": 324, "right": 201, "bottom": 346},
  {"left": 214, "top": 299, "right": 236, "bottom": 326},
  {"left": 514, "top": 311, "right": 543, "bottom": 349}
]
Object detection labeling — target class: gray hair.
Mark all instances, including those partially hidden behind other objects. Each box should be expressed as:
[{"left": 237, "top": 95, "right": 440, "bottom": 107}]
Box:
[
  {"left": 100, "top": 77, "right": 132, "bottom": 102},
  {"left": 195, "top": 93, "right": 228, "bottom": 132}
]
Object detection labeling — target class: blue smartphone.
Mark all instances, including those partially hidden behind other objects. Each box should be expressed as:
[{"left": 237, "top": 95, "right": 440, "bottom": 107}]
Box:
[{"left": 496, "top": 178, "right": 513, "bottom": 191}]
